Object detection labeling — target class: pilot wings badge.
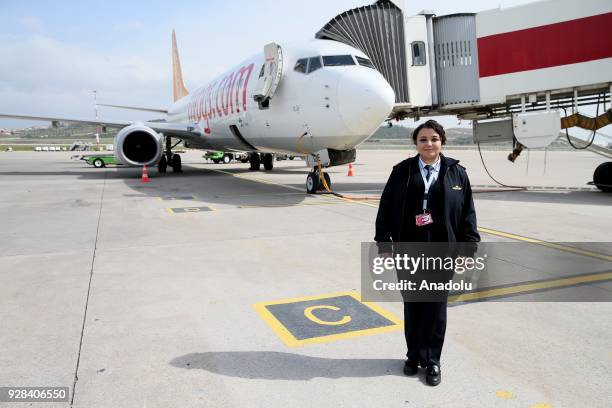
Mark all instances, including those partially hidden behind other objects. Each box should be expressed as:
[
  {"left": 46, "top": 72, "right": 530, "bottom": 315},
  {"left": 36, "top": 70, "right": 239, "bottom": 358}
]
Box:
[{"left": 452, "top": 185, "right": 462, "bottom": 190}]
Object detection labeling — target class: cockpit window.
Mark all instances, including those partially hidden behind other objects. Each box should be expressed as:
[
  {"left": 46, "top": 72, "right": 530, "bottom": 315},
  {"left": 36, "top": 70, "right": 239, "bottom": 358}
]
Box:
[
  {"left": 307, "top": 56, "right": 322, "bottom": 73},
  {"left": 295, "top": 55, "right": 356, "bottom": 74},
  {"left": 356, "top": 56, "right": 375, "bottom": 69},
  {"left": 322, "top": 55, "right": 356, "bottom": 66},
  {"left": 294, "top": 58, "right": 308, "bottom": 73}
]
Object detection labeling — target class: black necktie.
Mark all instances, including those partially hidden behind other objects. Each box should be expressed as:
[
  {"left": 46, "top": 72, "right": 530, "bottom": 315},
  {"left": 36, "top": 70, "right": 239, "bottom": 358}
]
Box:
[{"left": 425, "top": 165, "right": 433, "bottom": 182}]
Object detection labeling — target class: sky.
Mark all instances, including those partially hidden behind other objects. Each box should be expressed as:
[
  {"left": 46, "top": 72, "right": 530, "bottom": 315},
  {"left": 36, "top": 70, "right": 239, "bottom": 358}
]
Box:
[{"left": 0, "top": 0, "right": 608, "bottom": 142}]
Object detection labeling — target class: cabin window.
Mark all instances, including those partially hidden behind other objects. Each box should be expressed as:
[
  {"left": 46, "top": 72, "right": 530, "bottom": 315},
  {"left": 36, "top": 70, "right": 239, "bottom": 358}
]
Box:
[
  {"left": 322, "top": 55, "right": 356, "bottom": 66},
  {"left": 355, "top": 56, "right": 375, "bottom": 69},
  {"left": 411, "top": 42, "right": 426, "bottom": 66}
]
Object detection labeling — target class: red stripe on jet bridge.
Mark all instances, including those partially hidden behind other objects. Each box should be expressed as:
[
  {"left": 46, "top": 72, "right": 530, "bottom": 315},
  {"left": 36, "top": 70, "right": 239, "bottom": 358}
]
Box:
[{"left": 477, "top": 12, "right": 612, "bottom": 78}]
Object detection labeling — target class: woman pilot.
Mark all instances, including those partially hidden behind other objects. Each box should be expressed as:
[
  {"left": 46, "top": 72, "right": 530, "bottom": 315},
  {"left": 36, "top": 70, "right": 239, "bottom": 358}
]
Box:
[{"left": 374, "top": 119, "right": 480, "bottom": 386}]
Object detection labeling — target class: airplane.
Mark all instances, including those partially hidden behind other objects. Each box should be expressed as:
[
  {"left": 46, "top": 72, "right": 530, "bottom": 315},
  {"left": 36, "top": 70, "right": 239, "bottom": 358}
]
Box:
[{"left": 0, "top": 31, "right": 395, "bottom": 194}]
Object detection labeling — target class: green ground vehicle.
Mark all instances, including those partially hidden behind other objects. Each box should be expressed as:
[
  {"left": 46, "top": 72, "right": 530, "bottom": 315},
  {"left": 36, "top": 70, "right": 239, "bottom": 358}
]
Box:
[
  {"left": 204, "top": 151, "right": 249, "bottom": 164},
  {"left": 84, "top": 155, "right": 119, "bottom": 168}
]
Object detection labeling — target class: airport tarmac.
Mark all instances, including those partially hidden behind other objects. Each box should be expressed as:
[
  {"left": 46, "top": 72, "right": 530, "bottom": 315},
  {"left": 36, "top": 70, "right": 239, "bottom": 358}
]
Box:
[{"left": 0, "top": 148, "right": 611, "bottom": 408}]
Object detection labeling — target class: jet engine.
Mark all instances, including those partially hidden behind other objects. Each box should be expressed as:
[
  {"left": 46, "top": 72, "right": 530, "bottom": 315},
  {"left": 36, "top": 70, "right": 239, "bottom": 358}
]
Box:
[{"left": 114, "top": 124, "right": 163, "bottom": 166}]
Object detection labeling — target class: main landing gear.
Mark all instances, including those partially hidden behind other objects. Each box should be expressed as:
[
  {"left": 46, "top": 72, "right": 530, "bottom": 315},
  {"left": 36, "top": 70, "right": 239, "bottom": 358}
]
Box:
[
  {"left": 306, "top": 170, "right": 331, "bottom": 194},
  {"left": 158, "top": 136, "right": 182, "bottom": 173},
  {"left": 249, "top": 153, "right": 274, "bottom": 171},
  {"left": 249, "top": 152, "right": 261, "bottom": 171}
]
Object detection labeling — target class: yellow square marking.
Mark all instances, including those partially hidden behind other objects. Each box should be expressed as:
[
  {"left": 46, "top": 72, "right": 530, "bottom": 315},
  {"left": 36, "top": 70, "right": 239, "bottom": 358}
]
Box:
[{"left": 252, "top": 291, "right": 403, "bottom": 347}]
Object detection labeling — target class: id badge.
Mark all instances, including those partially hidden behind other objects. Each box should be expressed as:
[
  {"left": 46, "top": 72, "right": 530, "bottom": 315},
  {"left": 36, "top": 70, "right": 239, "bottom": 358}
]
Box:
[{"left": 415, "top": 212, "right": 433, "bottom": 227}]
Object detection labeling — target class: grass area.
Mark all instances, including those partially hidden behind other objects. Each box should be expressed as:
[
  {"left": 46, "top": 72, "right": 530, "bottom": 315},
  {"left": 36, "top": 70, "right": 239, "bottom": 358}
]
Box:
[
  {"left": 1, "top": 144, "right": 109, "bottom": 152},
  {"left": 1, "top": 144, "right": 51, "bottom": 152}
]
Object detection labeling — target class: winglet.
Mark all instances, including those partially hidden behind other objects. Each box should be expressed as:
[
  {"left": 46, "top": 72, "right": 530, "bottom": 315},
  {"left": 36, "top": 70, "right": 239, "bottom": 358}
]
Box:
[{"left": 172, "top": 30, "right": 189, "bottom": 102}]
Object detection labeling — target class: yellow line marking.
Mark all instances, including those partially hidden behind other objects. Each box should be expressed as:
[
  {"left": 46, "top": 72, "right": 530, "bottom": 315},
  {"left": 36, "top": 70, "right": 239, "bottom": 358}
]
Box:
[
  {"left": 216, "top": 192, "right": 306, "bottom": 198},
  {"left": 478, "top": 227, "right": 540, "bottom": 243},
  {"left": 252, "top": 291, "right": 402, "bottom": 347},
  {"left": 495, "top": 390, "right": 514, "bottom": 400},
  {"left": 238, "top": 200, "right": 344, "bottom": 208},
  {"left": 166, "top": 208, "right": 174, "bottom": 214},
  {"left": 323, "top": 193, "right": 379, "bottom": 208},
  {"left": 530, "top": 404, "right": 553, "bottom": 408},
  {"left": 478, "top": 227, "right": 612, "bottom": 262},
  {"left": 449, "top": 271, "right": 612, "bottom": 303},
  {"left": 207, "top": 167, "right": 304, "bottom": 192}
]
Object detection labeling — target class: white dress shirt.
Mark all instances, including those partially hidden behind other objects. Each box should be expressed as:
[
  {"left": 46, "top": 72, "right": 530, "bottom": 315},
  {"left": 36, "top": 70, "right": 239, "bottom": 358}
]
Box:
[{"left": 418, "top": 156, "right": 441, "bottom": 186}]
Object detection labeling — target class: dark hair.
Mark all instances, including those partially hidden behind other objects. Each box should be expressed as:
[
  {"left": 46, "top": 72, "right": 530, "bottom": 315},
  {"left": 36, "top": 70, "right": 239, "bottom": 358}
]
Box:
[{"left": 412, "top": 119, "right": 446, "bottom": 145}]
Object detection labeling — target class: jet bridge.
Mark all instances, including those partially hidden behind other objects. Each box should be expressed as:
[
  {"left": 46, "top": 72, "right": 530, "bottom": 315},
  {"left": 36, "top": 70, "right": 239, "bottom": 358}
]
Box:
[
  {"left": 316, "top": 0, "right": 611, "bottom": 121},
  {"left": 316, "top": 1, "right": 409, "bottom": 105}
]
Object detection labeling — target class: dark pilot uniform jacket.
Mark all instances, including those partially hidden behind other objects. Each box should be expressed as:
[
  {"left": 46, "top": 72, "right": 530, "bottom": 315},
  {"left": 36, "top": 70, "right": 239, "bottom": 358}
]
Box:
[{"left": 375, "top": 154, "right": 480, "bottom": 251}]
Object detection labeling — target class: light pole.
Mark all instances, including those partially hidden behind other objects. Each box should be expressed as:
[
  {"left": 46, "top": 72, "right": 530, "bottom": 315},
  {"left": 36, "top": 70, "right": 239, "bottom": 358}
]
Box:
[{"left": 93, "top": 90, "right": 100, "bottom": 151}]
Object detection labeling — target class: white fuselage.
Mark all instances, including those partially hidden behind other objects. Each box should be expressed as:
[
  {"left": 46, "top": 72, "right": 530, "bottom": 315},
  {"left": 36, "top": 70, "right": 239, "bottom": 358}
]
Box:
[{"left": 166, "top": 39, "right": 395, "bottom": 155}]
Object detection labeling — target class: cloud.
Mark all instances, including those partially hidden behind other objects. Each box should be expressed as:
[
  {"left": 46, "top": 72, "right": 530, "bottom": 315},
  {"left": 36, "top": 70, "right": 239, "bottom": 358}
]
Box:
[
  {"left": 16, "top": 16, "right": 44, "bottom": 33},
  {"left": 0, "top": 34, "right": 171, "bottom": 125}
]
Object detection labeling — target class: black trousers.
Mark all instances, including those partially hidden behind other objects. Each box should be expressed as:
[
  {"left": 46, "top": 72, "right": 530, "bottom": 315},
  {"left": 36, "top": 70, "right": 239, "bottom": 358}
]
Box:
[{"left": 403, "top": 301, "right": 447, "bottom": 366}]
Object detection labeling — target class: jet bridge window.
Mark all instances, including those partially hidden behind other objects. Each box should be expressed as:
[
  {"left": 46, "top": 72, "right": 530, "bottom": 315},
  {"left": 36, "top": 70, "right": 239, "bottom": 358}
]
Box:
[
  {"left": 294, "top": 58, "right": 308, "bottom": 73},
  {"left": 322, "top": 55, "right": 356, "bottom": 66},
  {"left": 355, "top": 56, "right": 375, "bottom": 69},
  {"left": 411, "top": 42, "right": 426, "bottom": 66}
]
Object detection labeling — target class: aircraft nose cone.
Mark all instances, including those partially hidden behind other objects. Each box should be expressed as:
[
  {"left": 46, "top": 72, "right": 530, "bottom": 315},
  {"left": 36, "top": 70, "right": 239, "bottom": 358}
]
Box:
[{"left": 337, "top": 69, "right": 395, "bottom": 135}]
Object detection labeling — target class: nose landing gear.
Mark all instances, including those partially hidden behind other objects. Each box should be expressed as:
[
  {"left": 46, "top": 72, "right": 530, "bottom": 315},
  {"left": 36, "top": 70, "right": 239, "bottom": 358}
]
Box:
[{"left": 306, "top": 170, "right": 331, "bottom": 194}]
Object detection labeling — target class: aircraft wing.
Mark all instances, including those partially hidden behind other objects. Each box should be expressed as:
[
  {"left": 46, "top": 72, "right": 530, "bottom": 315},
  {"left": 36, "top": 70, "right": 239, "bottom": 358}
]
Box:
[
  {"left": 97, "top": 103, "right": 168, "bottom": 114},
  {"left": 0, "top": 113, "right": 201, "bottom": 140},
  {"left": 0, "top": 113, "right": 130, "bottom": 128}
]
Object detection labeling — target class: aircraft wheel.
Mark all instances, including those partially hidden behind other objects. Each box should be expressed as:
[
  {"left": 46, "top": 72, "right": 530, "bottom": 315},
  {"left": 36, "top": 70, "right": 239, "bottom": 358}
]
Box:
[
  {"left": 263, "top": 153, "right": 274, "bottom": 171},
  {"left": 223, "top": 154, "right": 232, "bottom": 164},
  {"left": 171, "top": 154, "right": 182, "bottom": 173},
  {"left": 249, "top": 153, "right": 261, "bottom": 171},
  {"left": 593, "top": 162, "right": 612, "bottom": 192},
  {"left": 158, "top": 155, "right": 167, "bottom": 173},
  {"left": 306, "top": 172, "right": 320, "bottom": 194},
  {"left": 93, "top": 158, "right": 105, "bottom": 168}
]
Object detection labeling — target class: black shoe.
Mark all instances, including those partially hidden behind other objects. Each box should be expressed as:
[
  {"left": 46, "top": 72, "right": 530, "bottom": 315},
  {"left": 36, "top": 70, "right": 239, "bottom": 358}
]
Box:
[
  {"left": 403, "top": 360, "right": 419, "bottom": 376},
  {"left": 426, "top": 364, "right": 441, "bottom": 386}
]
